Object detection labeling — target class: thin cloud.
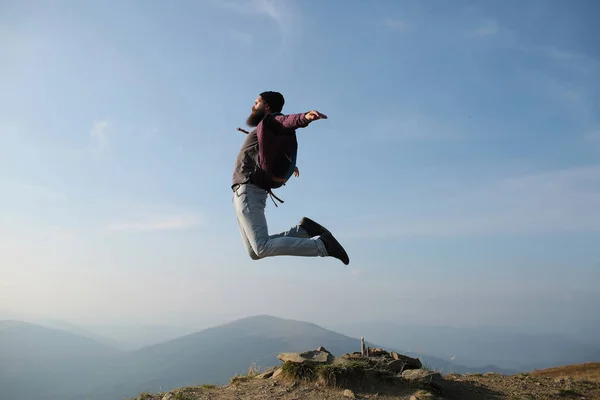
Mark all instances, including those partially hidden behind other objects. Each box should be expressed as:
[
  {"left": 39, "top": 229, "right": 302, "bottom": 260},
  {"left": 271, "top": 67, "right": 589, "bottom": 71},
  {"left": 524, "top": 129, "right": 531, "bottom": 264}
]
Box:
[
  {"left": 369, "top": 112, "right": 466, "bottom": 142},
  {"left": 585, "top": 130, "right": 600, "bottom": 141},
  {"left": 209, "top": 0, "right": 298, "bottom": 47},
  {"left": 383, "top": 17, "right": 410, "bottom": 31},
  {"left": 107, "top": 214, "right": 201, "bottom": 233},
  {"left": 538, "top": 45, "right": 600, "bottom": 66},
  {"left": 344, "top": 164, "right": 600, "bottom": 238},
  {"left": 227, "top": 28, "right": 254, "bottom": 47},
  {"left": 471, "top": 20, "right": 498, "bottom": 36},
  {"left": 90, "top": 120, "right": 109, "bottom": 151}
]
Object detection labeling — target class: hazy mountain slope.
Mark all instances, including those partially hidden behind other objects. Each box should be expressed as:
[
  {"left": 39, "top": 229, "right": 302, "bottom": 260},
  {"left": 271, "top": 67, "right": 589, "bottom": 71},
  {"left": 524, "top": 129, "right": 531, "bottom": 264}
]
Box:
[
  {"left": 0, "top": 320, "right": 125, "bottom": 400},
  {"left": 0, "top": 316, "right": 515, "bottom": 400},
  {"left": 30, "top": 319, "right": 128, "bottom": 350},
  {"left": 88, "top": 315, "right": 507, "bottom": 400},
  {"left": 330, "top": 322, "right": 600, "bottom": 371},
  {"left": 79, "top": 323, "right": 198, "bottom": 350},
  {"left": 90, "top": 315, "right": 371, "bottom": 398}
]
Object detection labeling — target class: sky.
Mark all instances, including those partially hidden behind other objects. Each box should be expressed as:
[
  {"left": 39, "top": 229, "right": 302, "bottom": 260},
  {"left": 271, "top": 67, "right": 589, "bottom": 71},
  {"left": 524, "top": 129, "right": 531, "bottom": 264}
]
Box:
[{"left": 1, "top": 0, "right": 599, "bottom": 336}]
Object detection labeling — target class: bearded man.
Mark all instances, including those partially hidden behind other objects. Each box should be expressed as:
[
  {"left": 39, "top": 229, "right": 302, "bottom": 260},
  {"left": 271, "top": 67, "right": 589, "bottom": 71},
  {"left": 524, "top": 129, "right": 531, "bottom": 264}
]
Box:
[{"left": 231, "top": 91, "right": 349, "bottom": 265}]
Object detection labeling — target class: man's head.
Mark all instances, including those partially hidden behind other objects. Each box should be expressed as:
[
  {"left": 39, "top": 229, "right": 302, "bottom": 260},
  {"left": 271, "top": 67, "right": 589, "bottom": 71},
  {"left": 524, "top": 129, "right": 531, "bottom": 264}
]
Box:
[{"left": 246, "top": 91, "right": 285, "bottom": 127}]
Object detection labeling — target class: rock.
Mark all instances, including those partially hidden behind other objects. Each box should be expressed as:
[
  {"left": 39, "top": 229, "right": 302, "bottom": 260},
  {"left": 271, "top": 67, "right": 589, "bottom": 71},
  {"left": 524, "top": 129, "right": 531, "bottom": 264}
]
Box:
[
  {"left": 272, "top": 368, "right": 284, "bottom": 379},
  {"left": 257, "top": 367, "right": 278, "bottom": 379},
  {"left": 410, "top": 390, "right": 438, "bottom": 399},
  {"left": 278, "top": 350, "right": 333, "bottom": 366},
  {"left": 161, "top": 394, "right": 174, "bottom": 400},
  {"left": 341, "top": 352, "right": 364, "bottom": 359},
  {"left": 388, "top": 359, "right": 407, "bottom": 373},
  {"left": 391, "top": 352, "right": 423, "bottom": 369},
  {"left": 343, "top": 389, "right": 356, "bottom": 398},
  {"left": 317, "top": 346, "right": 330, "bottom": 354},
  {"left": 369, "top": 347, "right": 389, "bottom": 357},
  {"left": 402, "top": 369, "right": 444, "bottom": 388},
  {"left": 388, "top": 358, "right": 422, "bottom": 373}
]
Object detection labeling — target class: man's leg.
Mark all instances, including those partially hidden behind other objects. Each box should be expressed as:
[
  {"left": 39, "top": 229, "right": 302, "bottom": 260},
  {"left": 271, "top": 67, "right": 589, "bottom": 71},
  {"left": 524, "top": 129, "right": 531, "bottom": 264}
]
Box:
[
  {"left": 233, "top": 183, "right": 327, "bottom": 258},
  {"left": 235, "top": 214, "right": 260, "bottom": 260},
  {"left": 270, "top": 222, "right": 311, "bottom": 239},
  {"left": 269, "top": 217, "right": 330, "bottom": 239}
]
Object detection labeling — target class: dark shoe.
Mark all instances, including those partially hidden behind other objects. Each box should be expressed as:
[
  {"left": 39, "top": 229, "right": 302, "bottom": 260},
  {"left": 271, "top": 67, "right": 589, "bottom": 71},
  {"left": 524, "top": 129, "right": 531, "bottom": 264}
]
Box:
[
  {"left": 319, "top": 231, "right": 349, "bottom": 265},
  {"left": 299, "top": 217, "right": 330, "bottom": 237}
]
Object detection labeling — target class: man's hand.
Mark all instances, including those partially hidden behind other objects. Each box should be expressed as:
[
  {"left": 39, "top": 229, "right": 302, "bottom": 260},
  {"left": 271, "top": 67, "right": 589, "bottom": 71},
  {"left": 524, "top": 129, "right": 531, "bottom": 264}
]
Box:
[
  {"left": 304, "top": 110, "right": 327, "bottom": 122},
  {"left": 293, "top": 166, "right": 299, "bottom": 177}
]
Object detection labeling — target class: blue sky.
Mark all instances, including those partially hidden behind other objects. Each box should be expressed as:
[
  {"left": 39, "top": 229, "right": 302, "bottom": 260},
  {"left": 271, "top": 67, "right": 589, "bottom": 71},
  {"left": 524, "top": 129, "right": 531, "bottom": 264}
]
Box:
[{"left": 1, "top": 0, "right": 599, "bottom": 334}]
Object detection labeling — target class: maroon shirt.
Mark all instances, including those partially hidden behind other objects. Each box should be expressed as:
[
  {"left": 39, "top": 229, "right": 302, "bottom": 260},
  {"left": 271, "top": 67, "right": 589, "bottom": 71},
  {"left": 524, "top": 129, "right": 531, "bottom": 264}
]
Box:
[{"left": 232, "top": 113, "right": 310, "bottom": 188}]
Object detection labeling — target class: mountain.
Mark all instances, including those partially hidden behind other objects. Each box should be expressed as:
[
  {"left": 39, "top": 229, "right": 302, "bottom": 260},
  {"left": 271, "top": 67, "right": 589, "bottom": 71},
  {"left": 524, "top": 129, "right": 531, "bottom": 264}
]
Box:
[
  {"left": 0, "top": 320, "right": 125, "bottom": 400},
  {"left": 88, "top": 314, "right": 380, "bottom": 398},
  {"left": 329, "top": 322, "right": 600, "bottom": 371},
  {"left": 30, "top": 319, "right": 127, "bottom": 350},
  {"left": 36, "top": 319, "right": 197, "bottom": 351},
  {"left": 77, "top": 323, "right": 198, "bottom": 351},
  {"left": 87, "top": 315, "right": 510, "bottom": 399},
  {"left": 0, "top": 315, "right": 520, "bottom": 400}
]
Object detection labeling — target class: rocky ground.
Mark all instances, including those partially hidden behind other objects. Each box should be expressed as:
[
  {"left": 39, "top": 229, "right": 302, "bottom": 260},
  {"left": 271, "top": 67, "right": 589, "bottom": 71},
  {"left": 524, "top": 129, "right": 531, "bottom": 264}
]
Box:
[{"left": 134, "top": 347, "right": 600, "bottom": 400}]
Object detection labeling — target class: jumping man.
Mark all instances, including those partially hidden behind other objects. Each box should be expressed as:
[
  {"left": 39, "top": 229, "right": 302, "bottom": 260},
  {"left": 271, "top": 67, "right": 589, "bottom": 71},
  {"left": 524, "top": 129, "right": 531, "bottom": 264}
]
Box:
[{"left": 231, "top": 91, "right": 349, "bottom": 265}]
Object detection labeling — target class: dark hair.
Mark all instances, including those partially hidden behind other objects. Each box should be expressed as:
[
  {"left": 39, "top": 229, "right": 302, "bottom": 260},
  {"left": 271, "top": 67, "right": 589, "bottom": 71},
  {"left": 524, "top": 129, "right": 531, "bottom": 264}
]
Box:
[{"left": 260, "top": 91, "right": 285, "bottom": 113}]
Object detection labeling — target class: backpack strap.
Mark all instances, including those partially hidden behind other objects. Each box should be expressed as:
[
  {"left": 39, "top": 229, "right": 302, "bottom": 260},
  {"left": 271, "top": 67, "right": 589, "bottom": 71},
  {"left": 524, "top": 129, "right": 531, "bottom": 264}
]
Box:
[
  {"left": 268, "top": 190, "right": 284, "bottom": 207},
  {"left": 257, "top": 112, "right": 293, "bottom": 207}
]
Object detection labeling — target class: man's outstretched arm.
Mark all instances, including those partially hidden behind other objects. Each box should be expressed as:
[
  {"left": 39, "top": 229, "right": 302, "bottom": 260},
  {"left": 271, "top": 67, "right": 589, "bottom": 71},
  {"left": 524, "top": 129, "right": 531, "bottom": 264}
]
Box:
[{"left": 268, "top": 110, "right": 328, "bottom": 131}]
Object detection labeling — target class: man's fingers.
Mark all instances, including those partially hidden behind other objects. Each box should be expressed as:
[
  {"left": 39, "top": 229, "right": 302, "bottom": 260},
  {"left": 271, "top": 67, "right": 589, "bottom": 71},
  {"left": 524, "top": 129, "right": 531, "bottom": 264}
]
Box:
[{"left": 305, "top": 110, "right": 327, "bottom": 121}]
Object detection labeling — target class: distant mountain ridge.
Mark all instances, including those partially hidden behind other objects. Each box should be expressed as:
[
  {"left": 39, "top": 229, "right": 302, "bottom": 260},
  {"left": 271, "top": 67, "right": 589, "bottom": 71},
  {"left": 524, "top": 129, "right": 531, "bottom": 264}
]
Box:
[
  {"left": 0, "top": 320, "right": 125, "bottom": 400},
  {"left": 329, "top": 321, "right": 600, "bottom": 371},
  {"left": 30, "top": 318, "right": 196, "bottom": 350},
  {"left": 0, "top": 315, "right": 581, "bottom": 400}
]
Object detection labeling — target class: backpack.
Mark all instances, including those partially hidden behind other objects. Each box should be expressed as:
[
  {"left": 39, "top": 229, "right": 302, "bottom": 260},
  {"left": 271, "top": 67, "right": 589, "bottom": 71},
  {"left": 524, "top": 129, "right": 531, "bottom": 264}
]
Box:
[
  {"left": 270, "top": 131, "right": 297, "bottom": 189},
  {"left": 254, "top": 112, "right": 298, "bottom": 205}
]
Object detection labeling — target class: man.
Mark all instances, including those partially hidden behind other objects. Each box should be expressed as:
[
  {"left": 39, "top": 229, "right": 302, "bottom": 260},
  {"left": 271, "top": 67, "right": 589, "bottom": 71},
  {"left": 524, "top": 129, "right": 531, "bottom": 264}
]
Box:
[{"left": 231, "top": 91, "right": 349, "bottom": 265}]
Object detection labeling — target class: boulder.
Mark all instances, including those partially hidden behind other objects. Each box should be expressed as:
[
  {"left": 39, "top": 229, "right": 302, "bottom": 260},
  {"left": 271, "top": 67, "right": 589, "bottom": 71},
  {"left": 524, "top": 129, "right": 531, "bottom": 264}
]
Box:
[
  {"left": 277, "top": 350, "right": 333, "bottom": 366},
  {"left": 273, "top": 368, "right": 284, "bottom": 379},
  {"left": 402, "top": 369, "right": 445, "bottom": 390},
  {"left": 402, "top": 369, "right": 442, "bottom": 383},
  {"left": 257, "top": 366, "right": 278, "bottom": 379},
  {"left": 388, "top": 359, "right": 408, "bottom": 373},
  {"left": 341, "top": 352, "right": 365, "bottom": 360},
  {"left": 317, "top": 346, "right": 330, "bottom": 354},
  {"left": 390, "top": 352, "right": 423, "bottom": 370},
  {"left": 410, "top": 390, "right": 439, "bottom": 399},
  {"left": 369, "top": 347, "right": 389, "bottom": 357}
]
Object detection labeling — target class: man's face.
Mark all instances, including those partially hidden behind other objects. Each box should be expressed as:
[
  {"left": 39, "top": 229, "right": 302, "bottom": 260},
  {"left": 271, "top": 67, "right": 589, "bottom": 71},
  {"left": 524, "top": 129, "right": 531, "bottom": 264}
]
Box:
[{"left": 246, "top": 96, "right": 267, "bottom": 127}]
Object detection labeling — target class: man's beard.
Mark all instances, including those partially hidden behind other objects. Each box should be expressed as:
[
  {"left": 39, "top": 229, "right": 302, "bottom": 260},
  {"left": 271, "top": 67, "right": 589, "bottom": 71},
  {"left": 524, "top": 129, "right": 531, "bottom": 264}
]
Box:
[{"left": 246, "top": 108, "right": 266, "bottom": 127}]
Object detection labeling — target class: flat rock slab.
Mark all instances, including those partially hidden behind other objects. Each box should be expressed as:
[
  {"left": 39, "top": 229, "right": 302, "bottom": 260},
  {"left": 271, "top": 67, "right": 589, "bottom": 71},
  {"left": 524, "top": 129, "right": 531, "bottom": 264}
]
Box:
[
  {"left": 390, "top": 352, "right": 423, "bottom": 370},
  {"left": 278, "top": 350, "right": 334, "bottom": 366},
  {"left": 341, "top": 352, "right": 365, "bottom": 360},
  {"left": 402, "top": 369, "right": 444, "bottom": 389},
  {"left": 257, "top": 367, "right": 278, "bottom": 379}
]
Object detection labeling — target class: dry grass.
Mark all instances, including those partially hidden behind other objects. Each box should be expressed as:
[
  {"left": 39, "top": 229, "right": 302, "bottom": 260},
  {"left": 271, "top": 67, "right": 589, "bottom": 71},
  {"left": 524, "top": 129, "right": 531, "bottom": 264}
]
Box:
[
  {"left": 530, "top": 362, "right": 600, "bottom": 382},
  {"left": 229, "top": 361, "right": 265, "bottom": 384},
  {"left": 278, "top": 359, "right": 402, "bottom": 391}
]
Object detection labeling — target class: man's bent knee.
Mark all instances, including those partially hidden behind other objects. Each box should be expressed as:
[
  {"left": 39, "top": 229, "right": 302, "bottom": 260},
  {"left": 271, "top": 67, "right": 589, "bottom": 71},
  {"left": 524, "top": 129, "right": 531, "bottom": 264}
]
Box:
[
  {"left": 248, "top": 240, "right": 270, "bottom": 260},
  {"left": 248, "top": 250, "right": 261, "bottom": 260}
]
